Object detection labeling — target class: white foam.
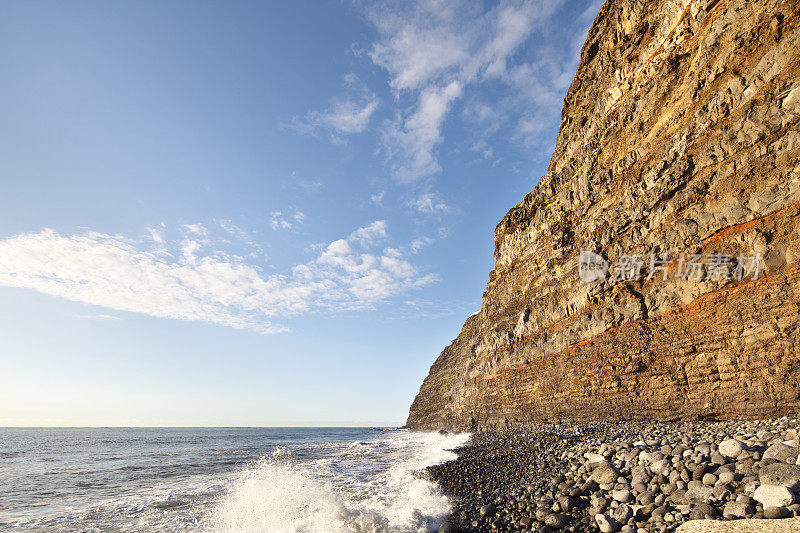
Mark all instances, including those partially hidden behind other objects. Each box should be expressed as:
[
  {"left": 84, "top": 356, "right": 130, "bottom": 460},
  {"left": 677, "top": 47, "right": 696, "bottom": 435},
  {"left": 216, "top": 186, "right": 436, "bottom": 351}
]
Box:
[
  {"left": 205, "top": 455, "right": 384, "bottom": 532},
  {"left": 204, "top": 430, "right": 469, "bottom": 533}
]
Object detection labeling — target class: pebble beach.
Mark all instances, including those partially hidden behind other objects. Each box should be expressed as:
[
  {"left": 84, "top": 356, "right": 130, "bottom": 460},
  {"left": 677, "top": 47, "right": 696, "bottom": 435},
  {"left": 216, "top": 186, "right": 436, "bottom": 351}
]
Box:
[{"left": 427, "top": 418, "right": 800, "bottom": 532}]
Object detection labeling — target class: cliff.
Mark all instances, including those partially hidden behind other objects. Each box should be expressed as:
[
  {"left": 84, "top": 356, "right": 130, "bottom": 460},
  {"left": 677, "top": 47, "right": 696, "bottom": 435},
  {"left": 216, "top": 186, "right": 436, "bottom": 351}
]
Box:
[{"left": 408, "top": 0, "right": 800, "bottom": 430}]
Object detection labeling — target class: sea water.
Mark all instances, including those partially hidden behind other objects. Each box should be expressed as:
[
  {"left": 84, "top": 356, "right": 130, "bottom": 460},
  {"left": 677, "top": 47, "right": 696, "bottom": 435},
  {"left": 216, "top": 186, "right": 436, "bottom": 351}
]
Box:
[{"left": 0, "top": 427, "right": 469, "bottom": 532}]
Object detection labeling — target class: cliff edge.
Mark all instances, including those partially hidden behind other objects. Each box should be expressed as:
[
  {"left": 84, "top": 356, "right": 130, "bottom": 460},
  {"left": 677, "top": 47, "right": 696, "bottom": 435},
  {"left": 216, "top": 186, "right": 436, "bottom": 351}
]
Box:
[{"left": 408, "top": 0, "right": 800, "bottom": 430}]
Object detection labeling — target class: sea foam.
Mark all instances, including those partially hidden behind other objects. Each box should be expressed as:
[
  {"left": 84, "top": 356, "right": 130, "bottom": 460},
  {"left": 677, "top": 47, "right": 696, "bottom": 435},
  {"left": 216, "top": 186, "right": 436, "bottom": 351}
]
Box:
[{"left": 205, "top": 431, "right": 469, "bottom": 533}]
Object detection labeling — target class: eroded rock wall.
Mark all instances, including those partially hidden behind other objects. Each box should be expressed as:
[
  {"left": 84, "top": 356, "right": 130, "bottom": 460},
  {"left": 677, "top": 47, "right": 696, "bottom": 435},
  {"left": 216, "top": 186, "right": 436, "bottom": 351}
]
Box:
[{"left": 408, "top": 0, "right": 800, "bottom": 430}]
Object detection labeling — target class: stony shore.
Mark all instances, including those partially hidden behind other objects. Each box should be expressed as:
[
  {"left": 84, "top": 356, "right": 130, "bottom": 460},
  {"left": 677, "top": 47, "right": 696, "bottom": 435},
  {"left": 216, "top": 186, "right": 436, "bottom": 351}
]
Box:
[{"left": 426, "top": 418, "right": 800, "bottom": 533}]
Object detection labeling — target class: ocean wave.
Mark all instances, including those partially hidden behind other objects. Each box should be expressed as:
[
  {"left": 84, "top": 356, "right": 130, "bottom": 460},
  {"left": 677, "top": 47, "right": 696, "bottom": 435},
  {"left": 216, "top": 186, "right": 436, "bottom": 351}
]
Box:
[
  {"left": 204, "top": 431, "right": 469, "bottom": 533},
  {"left": 0, "top": 429, "right": 468, "bottom": 533}
]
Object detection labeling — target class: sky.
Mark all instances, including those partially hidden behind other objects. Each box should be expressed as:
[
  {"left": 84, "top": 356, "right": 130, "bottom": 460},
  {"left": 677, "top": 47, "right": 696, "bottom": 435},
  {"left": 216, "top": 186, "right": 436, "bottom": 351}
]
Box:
[{"left": 0, "top": 0, "right": 602, "bottom": 427}]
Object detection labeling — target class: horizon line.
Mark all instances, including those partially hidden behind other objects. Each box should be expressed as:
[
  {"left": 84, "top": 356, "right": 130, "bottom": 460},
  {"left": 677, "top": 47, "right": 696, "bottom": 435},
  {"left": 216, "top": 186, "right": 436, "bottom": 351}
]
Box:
[{"left": 0, "top": 425, "right": 405, "bottom": 429}]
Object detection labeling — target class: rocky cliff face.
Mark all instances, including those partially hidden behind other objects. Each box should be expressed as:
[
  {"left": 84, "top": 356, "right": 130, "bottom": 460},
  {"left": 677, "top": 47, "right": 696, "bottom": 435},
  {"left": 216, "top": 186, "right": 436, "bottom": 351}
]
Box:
[{"left": 408, "top": 0, "right": 800, "bottom": 430}]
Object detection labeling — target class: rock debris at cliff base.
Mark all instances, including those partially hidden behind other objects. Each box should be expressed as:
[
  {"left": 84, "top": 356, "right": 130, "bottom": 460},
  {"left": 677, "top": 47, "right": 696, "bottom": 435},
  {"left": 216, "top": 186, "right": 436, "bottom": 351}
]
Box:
[{"left": 428, "top": 418, "right": 800, "bottom": 532}]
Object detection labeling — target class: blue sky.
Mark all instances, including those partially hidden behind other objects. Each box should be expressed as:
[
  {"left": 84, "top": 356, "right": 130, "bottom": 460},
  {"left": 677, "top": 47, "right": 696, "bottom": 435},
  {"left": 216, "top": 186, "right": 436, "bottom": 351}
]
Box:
[{"left": 0, "top": 0, "right": 601, "bottom": 426}]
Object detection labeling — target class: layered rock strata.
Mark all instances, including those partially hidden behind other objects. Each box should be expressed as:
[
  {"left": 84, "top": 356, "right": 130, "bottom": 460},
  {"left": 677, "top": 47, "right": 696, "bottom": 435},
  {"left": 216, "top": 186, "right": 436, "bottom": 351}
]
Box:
[{"left": 408, "top": 0, "right": 800, "bottom": 430}]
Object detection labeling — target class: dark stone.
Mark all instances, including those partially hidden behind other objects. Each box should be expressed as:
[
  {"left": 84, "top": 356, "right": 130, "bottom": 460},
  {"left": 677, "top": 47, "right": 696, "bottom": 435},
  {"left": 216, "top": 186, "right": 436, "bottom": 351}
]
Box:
[
  {"left": 764, "top": 506, "right": 790, "bottom": 519},
  {"left": 544, "top": 512, "right": 568, "bottom": 529},
  {"left": 690, "top": 503, "right": 716, "bottom": 520}
]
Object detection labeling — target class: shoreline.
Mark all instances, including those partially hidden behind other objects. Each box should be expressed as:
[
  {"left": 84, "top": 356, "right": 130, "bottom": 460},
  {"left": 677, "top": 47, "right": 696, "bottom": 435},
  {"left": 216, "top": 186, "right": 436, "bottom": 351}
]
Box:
[{"left": 424, "top": 418, "right": 800, "bottom": 532}]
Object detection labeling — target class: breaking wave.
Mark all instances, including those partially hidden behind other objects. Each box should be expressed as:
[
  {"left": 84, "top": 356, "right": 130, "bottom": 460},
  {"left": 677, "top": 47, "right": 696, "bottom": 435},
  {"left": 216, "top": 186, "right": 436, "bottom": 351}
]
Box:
[{"left": 205, "top": 431, "right": 469, "bottom": 533}]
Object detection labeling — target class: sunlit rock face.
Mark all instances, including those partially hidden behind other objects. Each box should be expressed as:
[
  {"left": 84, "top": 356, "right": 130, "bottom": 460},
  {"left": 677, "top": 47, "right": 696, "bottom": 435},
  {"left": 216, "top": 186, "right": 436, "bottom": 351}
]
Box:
[{"left": 408, "top": 0, "right": 800, "bottom": 430}]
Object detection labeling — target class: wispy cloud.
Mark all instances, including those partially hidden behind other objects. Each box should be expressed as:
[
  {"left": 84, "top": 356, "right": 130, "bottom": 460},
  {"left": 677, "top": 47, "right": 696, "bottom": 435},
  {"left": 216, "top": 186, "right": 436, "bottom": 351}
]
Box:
[
  {"left": 72, "top": 313, "right": 120, "bottom": 321},
  {"left": 218, "top": 219, "right": 249, "bottom": 240},
  {"left": 401, "top": 297, "right": 478, "bottom": 319},
  {"left": 270, "top": 210, "right": 305, "bottom": 231},
  {"left": 470, "top": 140, "right": 494, "bottom": 161},
  {"left": 292, "top": 75, "right": 379, "bottom": 141},
  {"left": 370, "top": 191, "right": 385, "bottom": 206},
  {"left": 183, "top": 223, "right": 209, "bottom": 239},
  {"left": 348, "top": 220, "right": 387, "bottom": 247},
  {"left": 364, "top": 0, "right": 551, "bottom": 182},
  {"left": 289, "top": 172, "right": 325, "bottom": 193},
  {"left": 409, "top": 236, "right": 434, "bottom": 253},
  {"left": 218, "top": 219, "right": 265, "bottom": 258},
  {"left": 0, "top": 222, "right": 436, "bottom": 334},
  {"left": 409, "top": 192, "right": 451, "bottom": 214},
  {"left": 295, "top": 97, "right": 379, "bottom": 139},
  {"left": 382, "top": 81, "right": 462, "bottom": 182},
  {"left": 147, "top": 224, "right": 165, "bottom": 244}
]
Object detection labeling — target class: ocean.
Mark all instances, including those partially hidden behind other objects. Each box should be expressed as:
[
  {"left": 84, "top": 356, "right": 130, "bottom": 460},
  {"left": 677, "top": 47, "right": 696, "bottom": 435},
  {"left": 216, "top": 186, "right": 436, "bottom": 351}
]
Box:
[{"left": 0, "top": 427, "right": 469, "bottom": 532}]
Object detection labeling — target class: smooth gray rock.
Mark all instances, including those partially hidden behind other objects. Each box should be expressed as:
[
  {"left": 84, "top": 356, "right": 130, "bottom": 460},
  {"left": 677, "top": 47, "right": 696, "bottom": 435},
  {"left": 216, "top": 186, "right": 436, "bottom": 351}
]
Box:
[
  {"left": 595, "top": 513, "right": 619, "bottom": 533},
  {"left": 612, "top": 489, "right": 632, "bottom": 503},
  {"left": 585, "top": 452, "right": 606, "bottom": 464},
  {"left": 718, "top": 471, "right": 736, "bottom": 484},
  {"left": 754, "top": 484, "right": 795, "bottom": 507},
  {"left": 592, "top": 461, "right": 621, "bottom": 485},
  {"left": 719, "top": 439, "right": 746, "bottom": 459}
]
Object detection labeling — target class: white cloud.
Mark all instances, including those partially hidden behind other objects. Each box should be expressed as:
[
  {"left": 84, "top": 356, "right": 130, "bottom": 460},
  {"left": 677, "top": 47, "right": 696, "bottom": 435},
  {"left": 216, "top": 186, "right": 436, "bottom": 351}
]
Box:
[
  {"left": 147, "top": 225, "right": 165, "bottom": 244},
  {"left": 218, "top": 219, "right": 248, "bottom": 240},
  {"left": 370, "top": 191, "right": 385, "bottom": 205},
  {"left": 293, "top": 75, "right": 379, "bottom": 140},
  {"left": 297, "top": 97, "right": 379, "bottom": 139},
  {"left": 290, "top": 173, "right": 325, "bottom": 193},
  {"left": 183, "top": 223, "right": 209, "bottom": 239},
  {"left": 180, "top": 238, "right": 203, "bottom": 264},
  {"left": 367, "top": 3, "right": 473, "bottom": 92},
  {"left": 409, "top": 236, "right": 434, "bottom": 253},
  {"left": 72, "top": 313, "right": 120, "bottom": 321},
  {"left": 0, "top": 222, "right": 435, "bottom": 334},
  {"left": 365, "top": 0, "right": 551, "bottom": 181},
  {"left": 382, "top": 81, "right": 462, "bottom": 182},
  {"left": 348, "top": 220, "right": 387, "bottom": 247},
  {"left": 270, "top": 210, "right": 305, "bottom": 231},
  {"left": 218, "top": 219, "right": 265, "bottom": 258},
  {"left": 470, "top": 140, "right": 494, "bottom": 160},
  {"left": 504, "top": 59, "right": 574, "bottom": 145},
  {"left": 409, "top": 192, "right": 451, "bottom": 214}
]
